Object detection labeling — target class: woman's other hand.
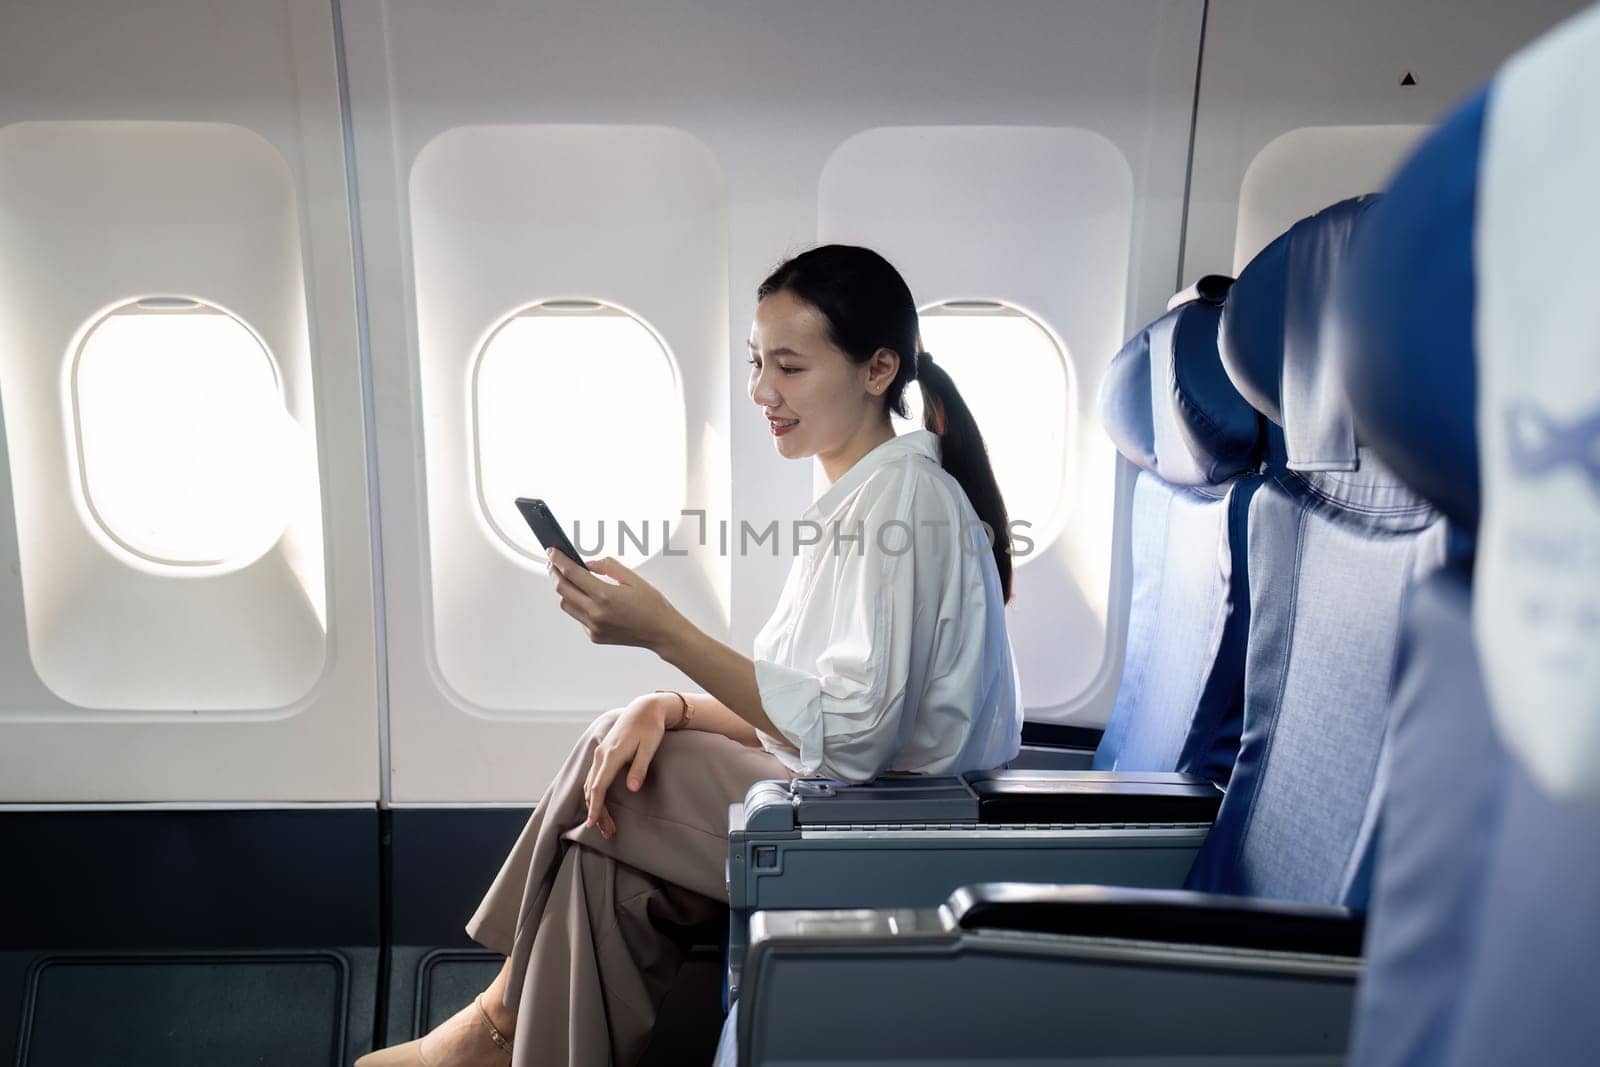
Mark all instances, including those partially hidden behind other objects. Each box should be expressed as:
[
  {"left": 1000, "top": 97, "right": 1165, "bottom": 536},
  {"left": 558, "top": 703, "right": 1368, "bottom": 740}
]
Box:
[
  {"left": 583, "top": 692, "right": 676, "bottom": 838},
  {"left": 547, "top": 549, "right": 684, "bottom": 652}
]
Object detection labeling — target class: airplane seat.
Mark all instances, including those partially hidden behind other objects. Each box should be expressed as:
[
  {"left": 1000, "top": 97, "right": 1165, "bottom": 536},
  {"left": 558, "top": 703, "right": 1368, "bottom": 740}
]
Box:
[
  {"left": 1093, "top": 273, "right": 1263, "bottom": 786},
  {"left": 1334, "top": 6, "right": 1600, "bottom": 1060},
  {"left": 1332, "top": 86, "right": 1499, "bottom": 1065},
  {"left": 718, "top": 197, "right": 1455, "bottom": 1065},
  {"left": 1183, "top": 194, "right": 1450, "bottom": 907}
]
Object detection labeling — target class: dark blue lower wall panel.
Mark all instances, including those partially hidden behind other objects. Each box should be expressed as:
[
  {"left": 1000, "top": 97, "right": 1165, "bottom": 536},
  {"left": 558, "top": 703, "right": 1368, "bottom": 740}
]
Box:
[
  {"left": 1, "top": 808, "right": 722, "bottom": 1065},
  {"left": 0, "top": 809, "right": 380, "bottom": 1066},
  {"left": 17, "top": 951, "right": 354, "bottom": 1066}
]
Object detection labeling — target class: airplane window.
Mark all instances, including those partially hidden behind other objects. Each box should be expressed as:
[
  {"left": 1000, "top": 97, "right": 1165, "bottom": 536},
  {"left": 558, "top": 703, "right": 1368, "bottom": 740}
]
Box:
[
  {"left": 900, "top": 301, "right": 1070, "bottom": 562},
  {"left": 71, "top": 298, "right": 306, "bottom": 568},
  {"left": 473, "top": 301, "right": 685, "bottom": 565}
]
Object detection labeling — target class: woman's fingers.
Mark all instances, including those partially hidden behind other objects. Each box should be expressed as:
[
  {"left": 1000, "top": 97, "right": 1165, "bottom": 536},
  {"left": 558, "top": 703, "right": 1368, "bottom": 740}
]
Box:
[
  {"left": 548, "top": 549, "right": 612, "bottom": 598},
  {"left": 627, "top": 732, "right": 661, "bottom": 792},
  {"left": 588, "top": 744, "right": 627, "bottom": 828},
  {"left": 583, "top": 746, "right": 601, "bottom": 821},
  {"left": 560, "top": 597, "right": 601, "bottom": 642},
  {"left": 552, "top": 565, "right": 613, "bottom": 644},
  {"left": 588, "top": 556, "right": 636, "bottom": 583},
  {"left": 547, "top": 550, "right": 676, "bottom": 652},
  {"left": 553, "top": 571, "right": 600, "bottom": 617},
  {"left": 548, "top": 550, "right": 600, "bottom": 614},
  {"left": 579, "top": 706, "right": 662, "bottom": 838},
  {"left": 586, "top": 747, "right": 611, "bottom": 825}
]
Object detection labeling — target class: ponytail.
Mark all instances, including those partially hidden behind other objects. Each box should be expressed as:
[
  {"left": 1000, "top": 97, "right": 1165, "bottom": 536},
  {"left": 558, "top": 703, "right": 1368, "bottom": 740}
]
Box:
[
  {"left": 758, "top": 245, "right": 1013, "bottom": 602},
  {"left": 915, "top": 355, "right": 1013, "bottom": 602}
]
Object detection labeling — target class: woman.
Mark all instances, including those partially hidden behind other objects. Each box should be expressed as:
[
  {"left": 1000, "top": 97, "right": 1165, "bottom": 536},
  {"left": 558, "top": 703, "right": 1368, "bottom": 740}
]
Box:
[{"left": 359, "top": 244, "right": 1023, "bottom": 1066}]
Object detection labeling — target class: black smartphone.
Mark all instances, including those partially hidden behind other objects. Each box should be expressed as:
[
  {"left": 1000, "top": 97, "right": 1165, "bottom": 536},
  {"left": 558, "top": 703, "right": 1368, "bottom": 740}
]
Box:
[{"left": 514, "top": 498, "right": 591, "bottom": 570}]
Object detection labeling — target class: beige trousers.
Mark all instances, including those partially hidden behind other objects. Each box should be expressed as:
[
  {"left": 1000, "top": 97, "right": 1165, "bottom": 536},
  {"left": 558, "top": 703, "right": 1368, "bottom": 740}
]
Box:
[{"left": 465, "top": 711, "right": 792, "bottom": 1066}]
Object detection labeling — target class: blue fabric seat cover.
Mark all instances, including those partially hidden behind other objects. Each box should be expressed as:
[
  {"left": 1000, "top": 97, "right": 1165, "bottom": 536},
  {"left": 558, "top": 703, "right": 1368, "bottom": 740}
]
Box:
[
  {"left": 1336, "top": 41, "right": 1600, "bottom": 1060},
  {"left": 1094, "top": 276, "right": 1261, "bottom": 786},
  {"left": 1185, "top": 198, "right": 1448, "bottom": 906}
]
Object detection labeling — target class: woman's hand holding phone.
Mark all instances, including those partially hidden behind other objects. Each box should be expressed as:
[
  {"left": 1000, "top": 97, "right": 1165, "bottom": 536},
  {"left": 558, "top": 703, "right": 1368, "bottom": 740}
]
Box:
[
  {"left": 583, "top": 693, "right": 678, "bottom": 839},
  {"left": 545, "top": 548, "right": 684, "bottom": 652}
]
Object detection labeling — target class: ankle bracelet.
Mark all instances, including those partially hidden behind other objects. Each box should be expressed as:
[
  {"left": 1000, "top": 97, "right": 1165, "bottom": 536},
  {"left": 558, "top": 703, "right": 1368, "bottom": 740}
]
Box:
[{"left": 474, "top": 993, "right": 514, "bottom": 1054}]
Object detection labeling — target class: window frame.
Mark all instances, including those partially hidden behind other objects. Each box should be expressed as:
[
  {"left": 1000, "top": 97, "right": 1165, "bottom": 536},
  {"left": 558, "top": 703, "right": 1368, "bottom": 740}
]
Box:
[
  {"left": 68, "top": 295, "right": 291, "bottom": 571},
  {"left": 912, "top": 298, "right": 1076, "bottom": 568},
  {"left": 468, "top": 297, "right": 688, "bottom": 566}
]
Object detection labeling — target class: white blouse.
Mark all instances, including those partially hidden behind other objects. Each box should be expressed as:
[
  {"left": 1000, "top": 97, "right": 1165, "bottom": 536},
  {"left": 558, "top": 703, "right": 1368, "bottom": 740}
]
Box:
[{"left": 751, "top": 429, "right": 1024, "bottom": 784}]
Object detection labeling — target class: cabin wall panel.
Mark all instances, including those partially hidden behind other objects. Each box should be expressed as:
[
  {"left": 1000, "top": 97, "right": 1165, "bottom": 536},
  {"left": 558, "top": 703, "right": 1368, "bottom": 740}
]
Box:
[
  {"left": 0, "top": 121, "right": 328, "bottom": 711},
  {"left": 818, "top": 126, "right": 1130, "bottom": 712},
  {"left": 1184, "top": 0, "right": 1591, "bottom": 279},
  {"left": 342, "top": 0, "right": 1205, "bottom": 802},
  {"left": 0, "top": 0, "right": 377, "bottom": 802},
  {"left": 410, "top": 124, "right": 727, "bottom": 712},
  {"left": 1232, "top": 124, "right": 1429, "bottom": 271},
  {"left": 5, "top": 0, "right": 1572, "bottom": 806}
]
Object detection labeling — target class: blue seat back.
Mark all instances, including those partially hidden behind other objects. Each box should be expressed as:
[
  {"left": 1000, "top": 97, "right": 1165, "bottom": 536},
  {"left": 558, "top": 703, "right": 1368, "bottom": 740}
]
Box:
[
  {"left": 1337, "top": 8, "right": 1600, "bottom": 1058},
  {"left": 1094, "top": 276, "right": 1262, "bottom": 786},
  {"left": 1336, "top": 87, "right": 1496, "bottom": 1066},
  {"left": 1185, "top": 197, "right": 1448, "bottom": 905}
]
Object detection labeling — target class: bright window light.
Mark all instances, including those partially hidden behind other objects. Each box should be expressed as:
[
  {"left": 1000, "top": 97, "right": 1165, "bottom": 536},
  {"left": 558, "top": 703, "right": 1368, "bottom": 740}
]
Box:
[
  {"left": 73, "top": 299, "right": 302, "bottom": 567},
  {"left": 474, "top": 303, "right": 685, "bottom": 565},
  {"left": 901, "top": 302, "right": 1070, "bottom": 557}
]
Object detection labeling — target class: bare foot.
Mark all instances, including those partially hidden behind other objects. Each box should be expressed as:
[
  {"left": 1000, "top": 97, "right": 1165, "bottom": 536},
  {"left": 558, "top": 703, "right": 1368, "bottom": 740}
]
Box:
[{"left": 417, "top": 995, "right": 513, "bottom": 1066}]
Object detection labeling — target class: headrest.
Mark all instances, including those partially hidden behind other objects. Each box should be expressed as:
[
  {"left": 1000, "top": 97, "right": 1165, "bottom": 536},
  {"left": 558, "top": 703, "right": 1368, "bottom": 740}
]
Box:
[
  {"left": 1470, "top": 4, "right": 1600, "bottom": 804},
  {"left": 1099, "top": 276, "right": 1262, "bottom": 487},
  {"left": 1221, "top": 196, "right": 1381, "bottom": 471},
  {"left": 1331, "top": 90, "right": 1485, "bottom": 531},
  {"left": 1167, "top": 273, "right": 1235, "bottom": 312}
]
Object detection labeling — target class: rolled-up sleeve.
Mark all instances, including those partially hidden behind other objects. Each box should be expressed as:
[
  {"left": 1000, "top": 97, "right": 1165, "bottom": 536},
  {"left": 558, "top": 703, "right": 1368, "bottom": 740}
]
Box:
[{"left": 753, "top": 495, "right": 919, "bottom": 783}]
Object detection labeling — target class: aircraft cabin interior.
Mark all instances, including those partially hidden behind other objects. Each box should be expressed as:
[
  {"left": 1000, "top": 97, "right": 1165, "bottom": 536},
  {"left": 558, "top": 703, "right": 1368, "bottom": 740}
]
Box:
[{"left": 1, "top": 1, "right": 1597, "bottom": 1064}]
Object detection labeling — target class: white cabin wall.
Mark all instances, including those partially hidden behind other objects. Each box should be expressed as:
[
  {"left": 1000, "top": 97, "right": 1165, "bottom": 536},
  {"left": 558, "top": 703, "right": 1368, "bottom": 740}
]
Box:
[
  {"left": 406, "top": 124, "right": 726, "bottom": 721},
  {"left": 340, "top": 0, "right": 1205, "bottom": 802},
  {"left": 817, "top": 127, "right": 1132, "bottom": 714},
  {"left": 2, "top": 0, "right": 1589, "bottom": 807},
  {"left": 1183, "top": 0, "right": 1592, "bottom": 280},
  {"left": 0, "top": 0, "right": 377, "bottom": 802}
]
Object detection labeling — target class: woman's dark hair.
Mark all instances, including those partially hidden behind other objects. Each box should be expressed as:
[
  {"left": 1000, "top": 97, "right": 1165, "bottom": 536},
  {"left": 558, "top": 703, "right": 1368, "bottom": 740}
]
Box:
[{"left": 757, "top": 244, "right": 1013, "bottom": 602}]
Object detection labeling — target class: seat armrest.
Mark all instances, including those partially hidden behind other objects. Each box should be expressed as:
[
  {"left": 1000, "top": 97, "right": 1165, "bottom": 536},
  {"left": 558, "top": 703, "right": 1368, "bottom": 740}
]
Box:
[
  {"left": 950, "top": 882, "right": 1365, "bottom": 957},
  {"left": 726, "top": 773, "right": 1218, "bottom": 1001},
  {"left": 734, "top": 886, "right": 1362, "bottom": 1064},
  {"left": 964, "top": 769, "right": 1223, "bottom": 825},
  {"left": 737, "top": 770, "right": 1222, "bottom": 830}
]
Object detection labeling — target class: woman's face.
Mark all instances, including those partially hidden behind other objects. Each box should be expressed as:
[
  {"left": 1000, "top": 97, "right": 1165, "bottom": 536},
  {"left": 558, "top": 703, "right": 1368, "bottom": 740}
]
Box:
[{"left": 747, "top": 289, "right": 892, "bottom": 462}]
